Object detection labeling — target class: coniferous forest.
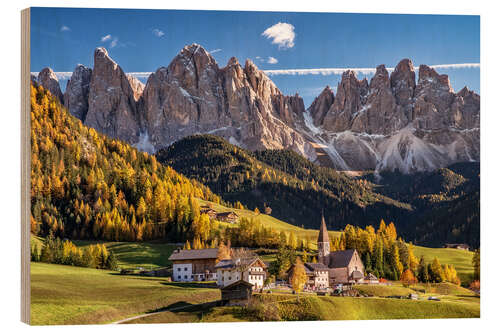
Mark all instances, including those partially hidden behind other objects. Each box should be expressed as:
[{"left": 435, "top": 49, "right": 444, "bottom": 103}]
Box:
[
  {"left": 157, "top": 135, "right": 479, "bottom": 247},
  {"left": 30, "top": 83, "right": 220, "bottom": 243}
]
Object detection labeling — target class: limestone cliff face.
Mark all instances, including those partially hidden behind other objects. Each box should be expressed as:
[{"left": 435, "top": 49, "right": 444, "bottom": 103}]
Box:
[
  {"left": 303, "top": 59, "right": 480, "bottom": 173},
  {"left": 308, "top": 86, "right": 334, "bottom": 127},
  {"left": 38, "top": 67, "right": 64, "bottom": 103},
  {"left": 41, "top": 46, "right": 479, "bottom": 174},
  {"left": 139, "top": 44, "right": 313, "bottom": 158},
  {"left": 84, "top": 48, "right": 141, "bottom": 144},
  {"left": 64, "top": 64, "right": 92, "bottom": 121}
]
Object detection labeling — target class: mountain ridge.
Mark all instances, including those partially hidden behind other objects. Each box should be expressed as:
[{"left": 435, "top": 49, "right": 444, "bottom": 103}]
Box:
[{"left": 34, "top": 44, "right": 480, "bottom": 174}]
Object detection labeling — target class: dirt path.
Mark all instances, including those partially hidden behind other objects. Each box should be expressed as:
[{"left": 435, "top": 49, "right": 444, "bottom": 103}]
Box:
[{"left": 111, "top": 304, "right": 196, "bottom": 324}]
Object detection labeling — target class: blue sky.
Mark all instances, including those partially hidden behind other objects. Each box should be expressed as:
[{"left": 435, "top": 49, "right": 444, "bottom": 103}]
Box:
[{"left": 31, "top": 7, "right": 479, "bottom": 107}]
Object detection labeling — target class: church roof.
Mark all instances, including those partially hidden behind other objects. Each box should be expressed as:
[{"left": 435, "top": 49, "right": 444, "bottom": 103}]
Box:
[
  {"left": 305, "top": 262, "right": 329, "bottom": 271},
  {"left": 318, "top": 214, "right": 329, "bottom": 243},
  {"left": 328, "top": 249, "right": 356, "bottom": 268}
]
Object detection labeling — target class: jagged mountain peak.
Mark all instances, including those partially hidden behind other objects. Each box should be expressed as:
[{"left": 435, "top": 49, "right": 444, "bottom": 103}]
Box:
[
  {"left": 370, "top": 64, "right": 390, "bottom": 89},
  {"left": 226, "top": 56, "right": 240, "bottom": 67},
  {"left": 64, "top": 64, "right": 92, "bottom": 121},
  {"left": 417, "top": 64, "right": 452, "bottom": 92},
  {"left": 307, "top": 86, "right": 335, "bottom": 127},
  {"left": 48, "top": 48, "right": 478, "bottom": 174},
  {"left": 38, "top": 67, "right": 63, "bottom": 103},
  {"left": 94, "top": 46, "right": 109, "bottom": 58}
]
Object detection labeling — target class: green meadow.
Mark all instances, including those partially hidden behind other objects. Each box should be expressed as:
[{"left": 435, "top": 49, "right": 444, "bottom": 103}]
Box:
[
  {"left": 413, "top": 246, "right": 475, "bottom": 284},
  {"left": 129, "top": 292, "right": 479, "bottom": 323},
  {"left": 30, "top": 262, "right": 220, "bottom": 325},
  {"left": 30, "top": 200, "right": 478, "bottom": 325}
]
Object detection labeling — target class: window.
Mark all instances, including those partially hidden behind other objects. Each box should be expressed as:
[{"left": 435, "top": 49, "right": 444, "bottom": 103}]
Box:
[
  {"left": 184, "top": 267, "right": 188, "bottom": 271},
  {"left": 177, "top": 268, "right": 181, "bottom": 271},
  {"left": 191, "top": 275, "right": 193, "bottom": 279},
  {"left": 184, "top": 275, "right": 187, "bottom": 279},
  {"left": 178, "top": 276, "right": 181, "bottom": 280},
  {"left": 229, "top": 276, "right": 232, "bottom": 280}
]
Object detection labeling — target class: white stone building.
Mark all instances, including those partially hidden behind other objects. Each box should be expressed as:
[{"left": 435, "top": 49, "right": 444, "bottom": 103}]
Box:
[
  {"left": 215, "top": 257, "right": 267, "bottom": 290},
  {"left": 168, "top": 248, "right": 219, "bottom": 282}
]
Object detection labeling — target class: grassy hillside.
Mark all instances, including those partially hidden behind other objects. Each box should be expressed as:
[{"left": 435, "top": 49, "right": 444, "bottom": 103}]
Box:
[
  {"left": 31, "top": 262, "right": 478, "bottom": 325},
  {"left": 197, "top": 199, "right": 341, "bottom": 248},
  {"left": 129, "top": 292, "right": 479, "bottom": 323},
  {"left": 413, "top": 246, "right": 474, "bottom": 284},
  {"left": 30, "top": 262, "right": 220, "bottom": 325}
]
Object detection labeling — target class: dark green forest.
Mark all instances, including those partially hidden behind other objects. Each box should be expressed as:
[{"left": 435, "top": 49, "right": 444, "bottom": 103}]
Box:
[{"left": 157, "top": 135, "right": 479, "bottom": 248}]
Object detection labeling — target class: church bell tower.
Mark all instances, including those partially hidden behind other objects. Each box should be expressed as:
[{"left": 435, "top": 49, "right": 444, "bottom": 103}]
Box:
[{"left": 317, "top": 213, "right": 330, "bottom": 265}]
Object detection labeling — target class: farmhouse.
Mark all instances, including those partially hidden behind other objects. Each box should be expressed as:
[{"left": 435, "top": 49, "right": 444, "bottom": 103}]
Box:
[
  {"left": 313, "top": 215, "right": 365, "bottom": 285},
  {"left": 200, "top": 208, "right": 217, "bottom": 220},
  {"left": 168, "top": 248, "right": 218, "bottom": 282},
  {"left": 216, "top": 211, "right": 239, "bottom": 223},
  {"left": 444, "top": 243, "right": 470, "bottom": 251},
  {"left": 215, "top": 257, "right": 267, "bottom": 290},
  {"left": 287, "top": 262, "right": 329, "bottom": 290}
]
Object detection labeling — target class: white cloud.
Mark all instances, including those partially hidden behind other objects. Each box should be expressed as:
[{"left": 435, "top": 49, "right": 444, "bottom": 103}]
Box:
[
  {"left": 428, "top": 63, "right": 480, "bottom": 70},
  {"left": 209, "top": 49, "right": 222, "bottom": 54},
  {"left": 110, "top": 37, "right": 119, "bottom": 48},
  {"left": 262, "top": 22, "right": 295, "bottom": 49},
  {"left": 264, "top": 63, "right": 480, "bottom": 76},
  {"left": 60, "top": 25, "right": 71, "bottom": 32},
  {"left": 152, "top": 28, "right": 164, "bottom": 37},
  {"left": 35, "top": 63, "right": 480, "bottom": 83},
  {"left": 267, "top": 56, "right": 278, "bottom": 64},
  {"left": 101, "top": 34, "right": 112, "bottom": 42}
]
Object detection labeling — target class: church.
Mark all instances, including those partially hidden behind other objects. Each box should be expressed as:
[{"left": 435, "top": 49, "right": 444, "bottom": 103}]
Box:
[
  {"left": 312, "top": 215, "right": 365, "bottom": 286},
  {"left": 298, "top": 216, "right": 365, "bottom": 288}
]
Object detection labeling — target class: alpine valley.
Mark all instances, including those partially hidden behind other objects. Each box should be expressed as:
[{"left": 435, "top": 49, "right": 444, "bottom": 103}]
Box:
[{"left": 32, "top": 43, "right": 480, "bottom": 247}]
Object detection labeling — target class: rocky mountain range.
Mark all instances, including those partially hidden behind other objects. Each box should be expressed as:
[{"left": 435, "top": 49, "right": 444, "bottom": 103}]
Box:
[{"left": 34, "top": 44, "right": 480, "bottom": 173}]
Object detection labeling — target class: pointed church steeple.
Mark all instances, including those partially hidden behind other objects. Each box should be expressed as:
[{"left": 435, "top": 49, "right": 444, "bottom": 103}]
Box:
[
  {"left": 318, "top": 213, "right": 330, "bottom": 244},
  {"left": 317, "top": 213, "right": 330, "bottom": 265}
]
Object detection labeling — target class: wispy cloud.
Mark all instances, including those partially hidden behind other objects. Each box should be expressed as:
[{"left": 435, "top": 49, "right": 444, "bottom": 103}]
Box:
[
  {"left": 152, "top": 28, "right": 165, "bottom": 37},
  {"left": 209, "top": 49, "right": 222, "bottom": 54},
  {"left": 110, "top": 37, "right": 119, "bottom": 48},
  {"left": 101, "top": 34, "right": 112, "bottom": 42},
  {"left": 267, "top": 56, "right": 278, "bottom": 64},
  {"left": 60, "top": 25, "right": 71, "bottom": 32},
  {"left": 100, "top": 34, "right": 123, "bottom": 48},
  {"left": 264, "top": 63, "right": 480, "bottom": 76},
  {"left": 34, "top": 63, "right": 480, "bottom": 82},
  {"left": 262, "top": 22, "right": 296, "bottom": 49}
]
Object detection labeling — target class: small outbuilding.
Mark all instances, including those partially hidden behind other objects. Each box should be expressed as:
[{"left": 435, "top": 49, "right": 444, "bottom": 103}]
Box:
[
  {"left": 443, "top": 244, "right": 470, "bottom": 251},
  {"left": 220, "top": 280, "right": 254, "bottom": 306},
  {"left": 200, "top": 208, "right": 217, "bottom": 220},
  {"left": 364, "top": 273, "right": 379, "bottom": 284},
  {"left": 216, "top": 211, "right": 239, "bottom": 223}
]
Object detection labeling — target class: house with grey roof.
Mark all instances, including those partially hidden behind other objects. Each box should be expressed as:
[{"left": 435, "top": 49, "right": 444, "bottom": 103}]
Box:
[
  {"left": 168, "top": 248, "right": 219, "bottom": 282},
  {"left": 215, "top": 256, "right": 267, "bottom": 290},
  {"left": 287, "top": 261, "right": 329, "bottom": 290}
]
